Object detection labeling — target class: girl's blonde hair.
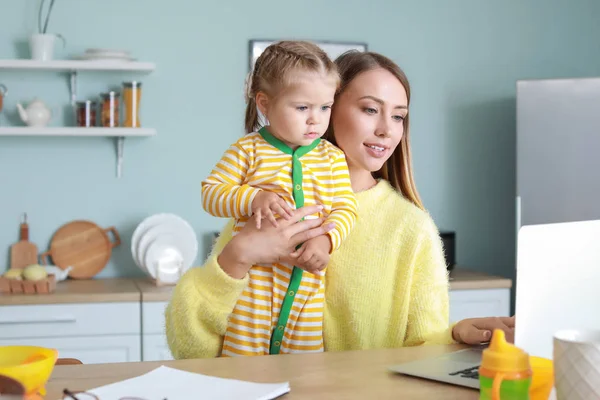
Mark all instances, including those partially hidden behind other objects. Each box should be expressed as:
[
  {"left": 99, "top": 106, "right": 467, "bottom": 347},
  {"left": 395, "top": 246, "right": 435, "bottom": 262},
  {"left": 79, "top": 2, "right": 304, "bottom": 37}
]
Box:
[
  {"left": 325, "top": 51, "right": 424, "bottom": 210},
  {"left": 245, "top": 40, "right": 340, "bottom": 133}
]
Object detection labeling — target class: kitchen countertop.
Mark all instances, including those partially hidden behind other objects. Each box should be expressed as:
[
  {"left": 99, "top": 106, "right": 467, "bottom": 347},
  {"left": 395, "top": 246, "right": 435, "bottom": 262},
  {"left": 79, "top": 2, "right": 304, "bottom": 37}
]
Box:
[
  {"left": 0, "top": 278, "right": 140, "bottom": 305},
  {"left": 449, "top": 268, "right": 512, "bottom": 290},
  {"left": 0, "top": 268, "right": 511, "bottom": 305},
  {"left": 134, "top": 277, "right": 175, "bottom": 302}
]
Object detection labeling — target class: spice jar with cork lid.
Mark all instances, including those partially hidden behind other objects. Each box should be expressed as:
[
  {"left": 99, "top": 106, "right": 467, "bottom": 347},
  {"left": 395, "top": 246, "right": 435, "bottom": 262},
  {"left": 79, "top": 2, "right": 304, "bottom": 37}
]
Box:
[
  {"left": 76, "top": 100, "right": 97, "bottom": 127},
  {"left": 100, "top": 91, "right": 119, "bottom": 127},
  {"left": 122, "top": 81, "right": 142, "bottom": 128}
]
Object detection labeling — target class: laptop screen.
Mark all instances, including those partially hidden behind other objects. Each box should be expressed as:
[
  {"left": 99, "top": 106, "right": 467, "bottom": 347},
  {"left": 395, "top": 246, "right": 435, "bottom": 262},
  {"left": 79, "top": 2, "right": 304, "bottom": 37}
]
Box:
[{"left": 514, "top": 219, "right": 600, "bottom": 359}]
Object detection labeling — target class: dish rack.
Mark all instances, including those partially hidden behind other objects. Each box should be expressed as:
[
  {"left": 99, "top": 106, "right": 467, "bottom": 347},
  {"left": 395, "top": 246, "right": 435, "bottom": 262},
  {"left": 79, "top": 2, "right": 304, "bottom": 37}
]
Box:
[{"left": 131, "top": 213, "right": 198, "bottom": 287}]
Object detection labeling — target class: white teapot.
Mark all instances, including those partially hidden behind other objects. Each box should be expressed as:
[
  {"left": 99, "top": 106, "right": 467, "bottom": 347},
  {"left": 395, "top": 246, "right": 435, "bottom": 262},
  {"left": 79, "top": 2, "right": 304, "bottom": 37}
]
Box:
[{"left": 16, "top": 98, "right": 52, "bottom": 127}]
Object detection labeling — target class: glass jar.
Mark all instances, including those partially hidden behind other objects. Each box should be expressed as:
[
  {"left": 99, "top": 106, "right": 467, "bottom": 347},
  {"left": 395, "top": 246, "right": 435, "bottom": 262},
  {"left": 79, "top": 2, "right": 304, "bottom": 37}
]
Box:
[
  {"left": 76, "top": 100, "right": 97, "bottom": 127},
  {"left": 0, "top": 84, "right": 7, "bottom": 125},
  {"left": 122, "top": 81, "right": 142, "bottom": 128},
  {"left": 100, "top": 91, "right": 120, "bottom": 127},
  {"left": 0, "top": 84, "right": 7, "bottom": 114}
]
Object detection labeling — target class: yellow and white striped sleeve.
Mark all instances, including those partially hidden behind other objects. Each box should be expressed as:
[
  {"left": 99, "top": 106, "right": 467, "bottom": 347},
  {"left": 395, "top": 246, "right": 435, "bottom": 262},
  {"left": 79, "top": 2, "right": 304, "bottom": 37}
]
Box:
[
  {"left": 326, "top": 153, "right": 358, "bottom": 251},
  {"left": 201, "top": 142, "right": 261, "bottom": 218}
]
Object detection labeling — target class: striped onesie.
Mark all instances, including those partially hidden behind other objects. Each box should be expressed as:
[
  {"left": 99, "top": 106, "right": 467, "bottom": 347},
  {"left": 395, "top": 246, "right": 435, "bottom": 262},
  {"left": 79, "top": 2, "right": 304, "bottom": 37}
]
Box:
[{"left": 201, "top": 127, "right": 358, "bottom": 356}]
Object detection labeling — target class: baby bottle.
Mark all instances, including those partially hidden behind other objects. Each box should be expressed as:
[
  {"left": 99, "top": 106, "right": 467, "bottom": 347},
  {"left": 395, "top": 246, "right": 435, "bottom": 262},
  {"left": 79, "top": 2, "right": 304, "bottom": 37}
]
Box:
[{"left": 479, "top": 329, "right": 532, "bottom": 400}]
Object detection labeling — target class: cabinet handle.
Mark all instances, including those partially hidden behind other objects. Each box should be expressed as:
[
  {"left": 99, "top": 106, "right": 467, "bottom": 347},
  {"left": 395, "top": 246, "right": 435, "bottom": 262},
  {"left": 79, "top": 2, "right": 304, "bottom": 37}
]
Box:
[{"left": 0, "top": 315, "right": 77, "bottom": 324}]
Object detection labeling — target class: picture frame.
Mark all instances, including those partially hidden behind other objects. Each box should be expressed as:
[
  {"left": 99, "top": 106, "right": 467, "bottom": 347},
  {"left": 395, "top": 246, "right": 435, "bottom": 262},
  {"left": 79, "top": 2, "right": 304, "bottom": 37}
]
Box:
[{"left": 248, "top": 39, "right": 368, "bottom": 71}]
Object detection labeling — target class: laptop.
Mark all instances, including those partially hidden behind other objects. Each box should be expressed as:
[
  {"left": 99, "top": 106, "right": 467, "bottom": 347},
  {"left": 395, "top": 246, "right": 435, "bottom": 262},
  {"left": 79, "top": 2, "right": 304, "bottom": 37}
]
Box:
[{"left": 388, "top": 219, "right": 600, "bottom": 389}]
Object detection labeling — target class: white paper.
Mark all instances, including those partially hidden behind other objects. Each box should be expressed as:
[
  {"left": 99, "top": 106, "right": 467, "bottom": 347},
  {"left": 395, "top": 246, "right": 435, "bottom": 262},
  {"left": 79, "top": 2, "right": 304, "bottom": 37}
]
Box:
[{"left": 79, "top": 365, "right": 290, "bottom": 400}]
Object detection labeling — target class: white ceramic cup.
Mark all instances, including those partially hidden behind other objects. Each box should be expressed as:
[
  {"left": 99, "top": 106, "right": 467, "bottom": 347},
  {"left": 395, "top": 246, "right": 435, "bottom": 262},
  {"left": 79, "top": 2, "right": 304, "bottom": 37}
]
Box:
[
  {"left": 553, "top": 329, "right": 600, "bottom": 400},
  {"left": 29, "top": 33, "right": 65, "bottom": 61}
]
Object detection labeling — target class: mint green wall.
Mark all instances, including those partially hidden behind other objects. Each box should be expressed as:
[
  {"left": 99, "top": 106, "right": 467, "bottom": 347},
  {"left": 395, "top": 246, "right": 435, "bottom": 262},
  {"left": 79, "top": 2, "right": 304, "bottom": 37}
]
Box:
[{"left": 1, "top": 0, "right": 599, "bottom": 279}]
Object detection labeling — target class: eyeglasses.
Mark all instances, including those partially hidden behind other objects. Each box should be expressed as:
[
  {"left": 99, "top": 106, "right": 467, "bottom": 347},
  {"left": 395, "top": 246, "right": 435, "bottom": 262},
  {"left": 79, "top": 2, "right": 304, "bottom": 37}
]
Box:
[{"left": 63, "top": 389, "right": 167, "bottom": 400}]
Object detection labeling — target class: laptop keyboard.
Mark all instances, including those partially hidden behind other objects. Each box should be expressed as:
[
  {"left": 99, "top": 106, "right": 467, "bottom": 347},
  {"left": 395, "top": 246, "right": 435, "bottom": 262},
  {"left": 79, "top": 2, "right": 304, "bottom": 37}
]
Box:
[{"left": 449, "top": 365, "right": 480, "bottom": 379}]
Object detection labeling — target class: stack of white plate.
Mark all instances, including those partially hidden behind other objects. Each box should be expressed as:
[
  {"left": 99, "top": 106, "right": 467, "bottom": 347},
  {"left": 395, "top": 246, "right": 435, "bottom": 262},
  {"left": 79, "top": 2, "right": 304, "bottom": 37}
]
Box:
[
  {"left": 80, "top": 48, "right": 136, "bottom": 62},
  {"left": 131, "top": 213, "right": 198, "bottom": 284}
]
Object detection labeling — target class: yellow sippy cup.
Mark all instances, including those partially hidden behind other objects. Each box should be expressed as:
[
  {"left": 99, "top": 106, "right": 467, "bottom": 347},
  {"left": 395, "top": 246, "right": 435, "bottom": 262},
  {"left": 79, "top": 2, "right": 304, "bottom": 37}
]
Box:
[{"left": 479, "top": 329, "right": 532, "bottom": 400}]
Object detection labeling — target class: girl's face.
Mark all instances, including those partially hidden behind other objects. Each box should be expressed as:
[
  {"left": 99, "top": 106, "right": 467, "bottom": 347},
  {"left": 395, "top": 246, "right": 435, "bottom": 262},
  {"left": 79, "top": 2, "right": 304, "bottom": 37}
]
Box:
[
  {"left": 257, "top": 72, "right": 337, "bottom": 149},
  {"left": 331, "top": 68, "right": 408, "bottom": 174}
]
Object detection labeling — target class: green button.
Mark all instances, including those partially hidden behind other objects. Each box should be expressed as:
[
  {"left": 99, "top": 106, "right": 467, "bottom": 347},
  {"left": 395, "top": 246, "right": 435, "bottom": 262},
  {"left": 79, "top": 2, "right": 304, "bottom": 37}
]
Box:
[
  {"left": 288, "top": 290, "right": 295, "bottom": 296},
  {"left": 274, "top": 341, "right": 281, "bottom": 347},
  {"left": 295, "top": 184, "right": 301, "bottom": 190},
  {"left": 277, "top": 325, "right": 284, "bottom": 331}
]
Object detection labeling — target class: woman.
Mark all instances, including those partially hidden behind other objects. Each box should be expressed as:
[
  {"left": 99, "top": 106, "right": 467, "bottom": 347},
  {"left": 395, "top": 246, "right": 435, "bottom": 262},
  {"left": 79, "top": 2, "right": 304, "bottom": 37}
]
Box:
[{"left": 165, "top": 51, "right": 514, "bottom": 359}]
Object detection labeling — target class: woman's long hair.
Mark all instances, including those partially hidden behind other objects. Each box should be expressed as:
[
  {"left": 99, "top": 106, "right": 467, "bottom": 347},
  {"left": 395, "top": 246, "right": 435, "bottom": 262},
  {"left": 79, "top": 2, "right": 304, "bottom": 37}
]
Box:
[{"left": 325, "top": 51, "right": 424, "bottom": 209}]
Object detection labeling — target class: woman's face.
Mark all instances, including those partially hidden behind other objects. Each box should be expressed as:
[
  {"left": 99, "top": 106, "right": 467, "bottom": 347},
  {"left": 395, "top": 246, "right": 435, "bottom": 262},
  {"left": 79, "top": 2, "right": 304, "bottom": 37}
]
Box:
[{"left": 331, "top": 68, "right": 408, "bottom": 174}]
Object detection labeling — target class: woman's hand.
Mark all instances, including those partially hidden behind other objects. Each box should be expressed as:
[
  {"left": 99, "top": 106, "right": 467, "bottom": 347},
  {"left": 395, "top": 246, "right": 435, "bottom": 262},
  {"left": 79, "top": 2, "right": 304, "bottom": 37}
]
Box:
[
  {"left": 218, "top": 205, "right": 335, "bottom": 279},
  {"left": 452, "top": 316, "right": 515, "bottom": 345}
]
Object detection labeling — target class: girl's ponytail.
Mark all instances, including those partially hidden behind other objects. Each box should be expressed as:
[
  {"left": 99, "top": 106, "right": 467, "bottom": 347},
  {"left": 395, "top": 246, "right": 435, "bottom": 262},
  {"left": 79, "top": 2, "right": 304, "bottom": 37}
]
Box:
[
  {"left": 244, "top": 95, "right": 259, "bottom": 133},
  {"left": 244, "top": 55, "right": 264, "bottom": 133}
]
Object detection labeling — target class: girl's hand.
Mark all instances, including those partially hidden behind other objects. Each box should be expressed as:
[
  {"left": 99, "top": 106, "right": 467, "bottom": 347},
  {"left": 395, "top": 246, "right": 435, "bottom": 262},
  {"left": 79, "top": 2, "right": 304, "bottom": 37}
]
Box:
[
  {"left": 288, "top": 235, "right": 331, "bottom": 274},
  {"left": 218, "top": 205, "right": 334, "bottom": 279},
  {"left": 452, "top": 316, "right": 515, "bottom": 345},
  {"left": 251, "top": 191, "right": 294, "bottom": 229}
]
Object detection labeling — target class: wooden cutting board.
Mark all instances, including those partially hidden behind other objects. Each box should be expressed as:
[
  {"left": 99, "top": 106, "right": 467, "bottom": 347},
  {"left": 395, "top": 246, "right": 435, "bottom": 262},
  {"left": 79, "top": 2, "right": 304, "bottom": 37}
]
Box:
[
  {"left": 10, "top": 213, "right": 38, "bottom": 269},
  {"left": 40, "top": 220, "right": 121, "bottom": 279}
]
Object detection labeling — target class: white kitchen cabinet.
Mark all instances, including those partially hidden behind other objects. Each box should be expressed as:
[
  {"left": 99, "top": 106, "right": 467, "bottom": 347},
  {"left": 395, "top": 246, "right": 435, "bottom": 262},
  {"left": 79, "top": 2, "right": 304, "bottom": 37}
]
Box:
[
  {"left": 448, "top": 288, "right": 511, "bottom": 323},
  {"left": 0, "top": 335, "right": 140, "bottom": 364},
  {"left": 141, "top": 300, "right": 173, "bottom": 361},
  {"left": 0, "top": 301, "right": 141, "bottom": 364},
  {"left": 0, "top": 302, "right": 140, "bottom": 338},
  {"left": 142, "top": 334, "right": 173, "bottom": 362},
  {"left": 447, "top": 268, "right": 512, "bottom": 322}
]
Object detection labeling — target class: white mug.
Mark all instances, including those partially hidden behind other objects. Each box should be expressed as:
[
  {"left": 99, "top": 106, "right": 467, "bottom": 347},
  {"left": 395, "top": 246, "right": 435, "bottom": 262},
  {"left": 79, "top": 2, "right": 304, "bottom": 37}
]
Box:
[
  {"left": 554, "top": 329, "right": 600, "bottom": 400},
  {"left": 29, "top": 33, "right": 66, "bottom": 61}
]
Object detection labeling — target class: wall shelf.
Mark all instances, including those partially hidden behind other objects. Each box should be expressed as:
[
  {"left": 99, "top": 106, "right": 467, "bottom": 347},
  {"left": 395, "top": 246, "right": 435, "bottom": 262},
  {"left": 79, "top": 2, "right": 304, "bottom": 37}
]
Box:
[
  {"left": 0, "top": 127, "right": 156, "bottom": 137},
  {"left": 0, "top": 59, "right": 155, "bottom": 72},
  {"left": 0, "top": 58, "right": 157, "bottom": 178}
]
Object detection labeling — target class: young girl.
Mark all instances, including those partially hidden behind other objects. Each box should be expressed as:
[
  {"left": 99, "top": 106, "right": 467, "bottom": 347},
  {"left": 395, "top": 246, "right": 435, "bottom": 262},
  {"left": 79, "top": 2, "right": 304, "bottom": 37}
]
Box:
[{"left": 201, "top": 41, "right": 358, "bottom": 357}]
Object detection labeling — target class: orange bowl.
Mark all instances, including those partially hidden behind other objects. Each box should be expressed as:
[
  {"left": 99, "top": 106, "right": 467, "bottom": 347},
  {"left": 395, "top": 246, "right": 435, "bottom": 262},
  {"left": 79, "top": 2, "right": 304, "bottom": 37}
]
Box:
[{"left": 0, "top": 345, "right": 58, "bottom": 397}]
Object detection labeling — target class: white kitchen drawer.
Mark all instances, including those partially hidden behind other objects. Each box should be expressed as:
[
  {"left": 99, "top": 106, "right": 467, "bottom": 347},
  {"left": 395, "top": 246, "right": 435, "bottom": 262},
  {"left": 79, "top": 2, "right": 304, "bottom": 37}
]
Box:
[
  {"left": 142, "top": 301, "right": 168, "bottom": 335},
  {"left": 0, "top": 335, "right": 141, "bottom": 364},
  {"left": 0, "top": 302, "right": 140, "bottom": 339},
  {"left": 449, "top": 288, "right": 511, "bottom": 323},
  {"left": 142, "top": 333, "right": 173, "bottom": 361}
]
